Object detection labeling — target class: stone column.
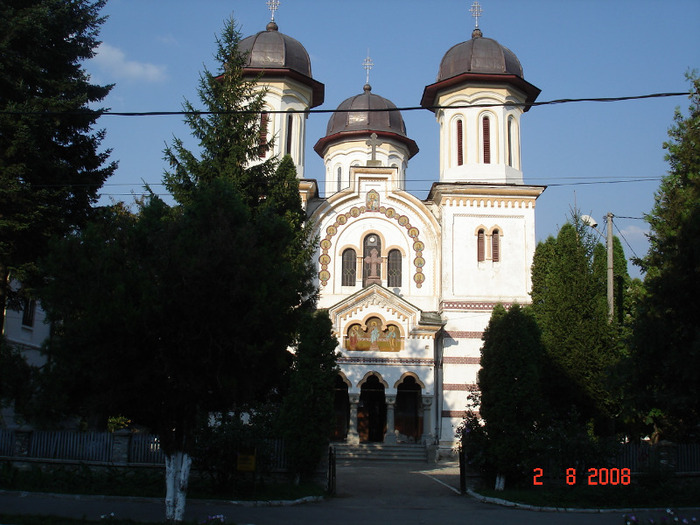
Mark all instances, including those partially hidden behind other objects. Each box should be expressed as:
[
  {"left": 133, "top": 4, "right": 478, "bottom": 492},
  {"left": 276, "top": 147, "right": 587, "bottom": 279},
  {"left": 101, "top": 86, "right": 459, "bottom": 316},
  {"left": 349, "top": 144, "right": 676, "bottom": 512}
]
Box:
[
  {"left": 347, "top": 394, "right": 360, "bottom": 444},
  {"left": 421, "top": 396, "right": 433, "bottom": 445},
  {"left": 384, "top": 395, "right": 397, "bottom": 444}
]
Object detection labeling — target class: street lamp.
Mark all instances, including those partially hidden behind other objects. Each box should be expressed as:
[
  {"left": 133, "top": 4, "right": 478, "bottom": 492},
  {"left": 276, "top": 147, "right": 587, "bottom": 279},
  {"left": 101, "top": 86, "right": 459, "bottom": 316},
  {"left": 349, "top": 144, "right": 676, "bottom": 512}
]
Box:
[{"left": 582, "top": 213, "right": 614, "bottom": 322}]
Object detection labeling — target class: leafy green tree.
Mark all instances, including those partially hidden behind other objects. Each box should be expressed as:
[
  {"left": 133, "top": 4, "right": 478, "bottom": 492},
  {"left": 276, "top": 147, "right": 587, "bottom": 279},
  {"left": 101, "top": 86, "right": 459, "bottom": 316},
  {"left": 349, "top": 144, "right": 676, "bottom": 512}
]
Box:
[
  {"left": 278, "top": 310, "right": 338, "bottom": 483},
  {"left": 530, "top": 219, "right": 622, "bottom": 434},
  {"left": 0, "top": 0, "right": 116, "bottom": 332},
  {"left": 629, "top": 74, "right": 700, "bottom": 440},
  {"left": 475, "top": 304, "right": 548, "bottom": 489}
]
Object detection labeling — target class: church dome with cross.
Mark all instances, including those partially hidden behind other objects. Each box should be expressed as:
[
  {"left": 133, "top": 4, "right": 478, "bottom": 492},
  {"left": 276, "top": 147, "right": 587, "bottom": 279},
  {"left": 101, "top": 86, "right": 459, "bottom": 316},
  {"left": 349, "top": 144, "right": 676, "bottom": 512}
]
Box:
[
  {"left": 313, "top": 84, "right": 419, "bottom": 160},
  {"left": 314, "top": 82, "right": 419, "bottom": 194},
  {"left": 239, "top": 22, "right": 312, "bottom": 78},
  {"left": 436, "top": 28, "right": 523, "bottom": 81}
]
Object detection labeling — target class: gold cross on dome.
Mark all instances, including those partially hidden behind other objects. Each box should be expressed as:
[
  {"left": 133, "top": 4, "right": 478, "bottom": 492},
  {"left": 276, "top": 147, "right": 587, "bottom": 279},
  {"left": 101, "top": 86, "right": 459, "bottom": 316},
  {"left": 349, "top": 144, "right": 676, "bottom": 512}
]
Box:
[
  {"left": 470, "top": 1, "right": 483, "bottom": 28},
  {"left": 362, "top": 51, "right": 374, "bottom": 85},
  {"left": 267, "top": 0, "right": 280, "bottom": 21}
]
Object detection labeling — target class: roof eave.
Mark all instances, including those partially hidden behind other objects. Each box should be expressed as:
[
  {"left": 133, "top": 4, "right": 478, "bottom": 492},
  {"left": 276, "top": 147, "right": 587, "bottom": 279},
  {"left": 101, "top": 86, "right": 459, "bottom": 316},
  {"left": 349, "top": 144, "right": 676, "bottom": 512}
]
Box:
[
  {"left": 420, "top": 72, "right": 541, "bottom": 112},
  {"left": 313, "top": 129, "right": 419, "bottom": 159}
]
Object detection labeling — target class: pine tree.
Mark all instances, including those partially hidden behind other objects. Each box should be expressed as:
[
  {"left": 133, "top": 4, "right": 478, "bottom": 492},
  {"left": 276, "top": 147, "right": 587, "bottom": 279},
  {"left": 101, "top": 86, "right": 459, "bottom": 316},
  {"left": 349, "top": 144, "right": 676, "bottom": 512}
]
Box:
[
  {"left": 0, "top": 0, "right": 116, "bottom": 331},
  {"left": 630, "top": 74, "right": 700, "bottom": 439},
  {"left": 163, "top": 17, "right": 271, "bottom": 209}
]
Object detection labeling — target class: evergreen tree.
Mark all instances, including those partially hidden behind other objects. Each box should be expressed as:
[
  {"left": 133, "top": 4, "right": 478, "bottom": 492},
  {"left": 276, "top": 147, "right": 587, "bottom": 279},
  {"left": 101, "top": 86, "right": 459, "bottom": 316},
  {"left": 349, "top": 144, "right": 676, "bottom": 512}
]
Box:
[
  {"left": 630, "top": 74, "right": 700, "bottom": 440},
  {"left": 279, "top": 310, "right": 339, "bottom": 482},
  {"left": 530, "top": 219, "right": 621, "bottom": 433},
  {"left": 163, "top": 17, "right": 270, "bottom": 209},
  {"left": 0, "top": 0, "right": 116, "bottom": 331},
  {"left": 476, "top": 304, "right": 548, "bottom": 489},
  {"left": 36, "top": 16, "right": 317, "bottom": 523}
]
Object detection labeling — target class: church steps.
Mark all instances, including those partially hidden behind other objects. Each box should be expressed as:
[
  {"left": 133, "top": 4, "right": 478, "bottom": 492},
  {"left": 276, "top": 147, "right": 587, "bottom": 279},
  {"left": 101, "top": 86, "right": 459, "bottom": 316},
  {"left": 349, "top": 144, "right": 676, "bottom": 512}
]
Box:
[{"left": 333, "top": 443, "right": 428, "bottom": 462}]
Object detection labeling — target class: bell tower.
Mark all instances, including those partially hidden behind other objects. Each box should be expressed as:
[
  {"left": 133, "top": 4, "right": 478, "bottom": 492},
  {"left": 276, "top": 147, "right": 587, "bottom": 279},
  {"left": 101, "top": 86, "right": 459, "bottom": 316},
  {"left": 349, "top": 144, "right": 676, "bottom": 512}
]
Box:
[
  {"left": 239, "top": 2, "right": 324, "bottom": 178},
  {"left": 420, "top": 3, "right": 540, "bottom": 185}
]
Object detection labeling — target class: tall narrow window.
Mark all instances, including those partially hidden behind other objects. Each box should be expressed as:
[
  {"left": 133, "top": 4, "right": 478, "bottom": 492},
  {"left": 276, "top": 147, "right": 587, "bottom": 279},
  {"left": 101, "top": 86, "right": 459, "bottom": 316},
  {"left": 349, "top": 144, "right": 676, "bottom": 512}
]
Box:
[
  {"left": 387, "top": 249, "right": 402, "bottom": 287},
  {"left": 337, "top": 167, "right": 342, "bottom": 193},
  {"left": 21, "top": 298, "right": 36, "bottom": 328},
  {"left": 492, "top": 229, "right": 500, "bottom": 262},
  {"left": 258, "top": 111, "right": 269, "bottom": 158},
  {"left": 477, "top": 229, "right": 485, "bottom": 262},
  {"left": 363, "top": 234, "right": 382, "bottom": 287},
  {"left": 482, "top": 116, "right": 491, "bottom": 164},
  {"left": 507, "top": 118, "right": 513, "bottom": 167},
  {"left": 342, "top": 249, "right": 357, "bottom": 286},
  {"left": 456, "top": 119, "right": 464, "bottom": 166},
  {"left": 285, "top": 112, "right": 294, "bottom": 156}
]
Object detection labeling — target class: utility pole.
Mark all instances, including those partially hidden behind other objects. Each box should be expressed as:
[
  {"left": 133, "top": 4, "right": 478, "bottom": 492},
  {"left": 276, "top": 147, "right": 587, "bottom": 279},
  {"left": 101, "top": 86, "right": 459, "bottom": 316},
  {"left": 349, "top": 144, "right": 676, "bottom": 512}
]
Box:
[{"left": 606, "top": 212, "right": 614, "bottom": 323}]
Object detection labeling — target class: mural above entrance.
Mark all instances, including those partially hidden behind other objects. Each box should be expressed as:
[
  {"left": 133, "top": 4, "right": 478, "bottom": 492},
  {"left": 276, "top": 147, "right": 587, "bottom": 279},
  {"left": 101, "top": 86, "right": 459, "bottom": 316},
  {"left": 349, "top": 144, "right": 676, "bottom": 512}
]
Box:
[{"left": 345, "top": 316, "right": 402, "bottom": 352}]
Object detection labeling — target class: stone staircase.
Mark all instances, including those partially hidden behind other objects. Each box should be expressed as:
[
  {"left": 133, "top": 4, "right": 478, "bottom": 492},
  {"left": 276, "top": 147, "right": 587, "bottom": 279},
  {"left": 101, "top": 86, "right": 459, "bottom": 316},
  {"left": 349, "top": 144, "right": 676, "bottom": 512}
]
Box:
[{"left": 333, "top": 442, "right": 428, "bottom": 462}]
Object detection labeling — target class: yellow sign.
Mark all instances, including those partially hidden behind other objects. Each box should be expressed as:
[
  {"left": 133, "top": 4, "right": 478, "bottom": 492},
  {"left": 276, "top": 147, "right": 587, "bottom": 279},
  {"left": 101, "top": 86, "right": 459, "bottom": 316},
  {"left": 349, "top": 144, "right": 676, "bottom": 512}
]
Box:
[{"left": 237, "top": 451, "right": 256, "bottom": 472}]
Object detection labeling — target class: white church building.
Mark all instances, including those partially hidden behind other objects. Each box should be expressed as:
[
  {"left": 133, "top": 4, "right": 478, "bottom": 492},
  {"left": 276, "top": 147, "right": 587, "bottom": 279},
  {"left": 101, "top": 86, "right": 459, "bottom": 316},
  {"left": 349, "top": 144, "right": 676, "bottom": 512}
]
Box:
[
  {"left": 3, "top": 4, "right": 546, "bottom": 452},
  {"left": 240, "top": 4, "right": 545, "bottom": 451}
]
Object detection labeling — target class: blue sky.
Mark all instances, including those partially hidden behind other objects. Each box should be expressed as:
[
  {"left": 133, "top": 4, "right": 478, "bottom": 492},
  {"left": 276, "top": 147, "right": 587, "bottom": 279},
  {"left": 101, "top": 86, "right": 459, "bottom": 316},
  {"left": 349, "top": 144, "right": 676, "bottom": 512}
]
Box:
[{"left": 87, "top": 0, "right": 700, "bottom": 279}]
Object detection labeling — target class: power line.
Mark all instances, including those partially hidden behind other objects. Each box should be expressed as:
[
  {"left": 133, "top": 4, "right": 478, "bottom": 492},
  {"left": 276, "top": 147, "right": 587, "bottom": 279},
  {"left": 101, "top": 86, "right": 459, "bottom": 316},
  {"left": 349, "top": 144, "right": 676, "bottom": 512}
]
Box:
[{"left": 0, "top": 91, "right": 690, "bottom": 117}]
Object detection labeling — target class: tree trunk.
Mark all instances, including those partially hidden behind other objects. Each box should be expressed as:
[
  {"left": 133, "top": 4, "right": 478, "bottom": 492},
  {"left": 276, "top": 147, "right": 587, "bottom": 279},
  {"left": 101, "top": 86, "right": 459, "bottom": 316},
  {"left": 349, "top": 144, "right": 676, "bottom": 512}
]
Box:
[
  {"left": 494, "top": 473, "right": 506, "bottom": 491},
  {"left": 0, "top": 265, "right": 9, "bottom": 335},
  {"left": 165, "top": 451, "right": 192, "bottom": 523}
]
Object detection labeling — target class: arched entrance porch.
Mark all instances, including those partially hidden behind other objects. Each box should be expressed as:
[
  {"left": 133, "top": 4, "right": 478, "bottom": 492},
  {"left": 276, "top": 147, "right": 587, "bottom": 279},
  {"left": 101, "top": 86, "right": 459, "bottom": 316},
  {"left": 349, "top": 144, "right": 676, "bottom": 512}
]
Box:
[
  {"left": 395, "top": 374, "right": 423, "bottom": 443},
  {"left": 358, "top": 373, "right": 387, "bottom": 443}
]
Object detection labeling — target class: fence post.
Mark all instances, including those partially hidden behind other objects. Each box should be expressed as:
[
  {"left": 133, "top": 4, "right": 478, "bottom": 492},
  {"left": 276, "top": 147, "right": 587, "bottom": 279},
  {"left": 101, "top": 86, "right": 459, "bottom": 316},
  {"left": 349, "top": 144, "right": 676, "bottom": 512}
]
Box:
[
  {"left": 459, "top": 445, "right": 466, "bottom": 494},
  {"left": 112, "top": 430, "right": 131, "bottom": 464},
  {"left": 327, "top": 446, "right": 336, "bottom": 496}
]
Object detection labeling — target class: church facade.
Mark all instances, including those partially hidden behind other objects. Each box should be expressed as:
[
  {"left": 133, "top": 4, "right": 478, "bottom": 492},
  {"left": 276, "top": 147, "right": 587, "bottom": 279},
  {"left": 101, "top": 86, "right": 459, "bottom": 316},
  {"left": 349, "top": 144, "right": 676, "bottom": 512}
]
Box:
[{"left": 241, "top": 8, "right": 545, "bottom": 450}]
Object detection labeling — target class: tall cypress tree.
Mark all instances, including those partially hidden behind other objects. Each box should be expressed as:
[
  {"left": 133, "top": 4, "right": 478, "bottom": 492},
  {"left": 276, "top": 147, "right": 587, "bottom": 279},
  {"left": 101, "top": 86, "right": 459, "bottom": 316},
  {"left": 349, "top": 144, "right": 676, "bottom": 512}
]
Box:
[
  {"left": 0, "top": 0, "right": 116, "bottom": 331},
  {"left": 530, "top": 220, "right": 621, "bottom": 432}
]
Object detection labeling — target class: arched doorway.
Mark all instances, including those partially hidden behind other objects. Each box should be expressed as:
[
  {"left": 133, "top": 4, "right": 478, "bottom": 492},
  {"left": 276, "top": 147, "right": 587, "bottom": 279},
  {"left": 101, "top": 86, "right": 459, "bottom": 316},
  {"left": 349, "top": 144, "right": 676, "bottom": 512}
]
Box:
[
  {"left": 359, "top": 374, "right": 386, "bottom": 443},
  {"left": 395, "top": 375, "right": 422, "bottom": 442},
  {"left": 332, "top": 375, "right": 349, "bottom": 441}
]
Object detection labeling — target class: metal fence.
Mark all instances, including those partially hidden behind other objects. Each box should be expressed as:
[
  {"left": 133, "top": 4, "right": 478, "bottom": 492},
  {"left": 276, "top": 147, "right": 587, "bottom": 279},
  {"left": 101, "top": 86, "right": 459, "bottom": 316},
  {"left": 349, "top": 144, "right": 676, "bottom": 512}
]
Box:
[
  {"left": 0, "top": 430, "right": 290, "bottom": 472},
  {"left": 0, "top": 429, "right": 14, "bottom": 456},
  {"left": 128, "top": 433, "right": 164, "bottom": 464},
  {"left": 28, "top": 431, "right": 113, "bottom": 462},
  {"left": 616, "top": 441, "right": 700, "bottom": 473}
]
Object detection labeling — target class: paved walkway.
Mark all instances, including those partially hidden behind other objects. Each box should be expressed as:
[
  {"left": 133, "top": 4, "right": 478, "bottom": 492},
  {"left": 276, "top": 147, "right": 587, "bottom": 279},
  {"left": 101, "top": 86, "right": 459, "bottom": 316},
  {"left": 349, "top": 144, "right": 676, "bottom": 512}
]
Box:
[{"left": 0, "top": 461, "right": 697, "bottom": 524}]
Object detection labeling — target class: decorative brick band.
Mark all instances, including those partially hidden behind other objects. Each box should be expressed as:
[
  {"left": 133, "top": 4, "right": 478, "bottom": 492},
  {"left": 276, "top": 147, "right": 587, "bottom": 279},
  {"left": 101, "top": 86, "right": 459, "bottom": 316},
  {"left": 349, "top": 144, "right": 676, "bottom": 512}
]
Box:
[
  {"left": 441, "top": 301, "right": 510, "bottom": 311},
  {"left": 338, "top": 357, "right": 434, "bottom": 366},
  {"left": 442, "top": 357, "right": 480, "bottom": 365},
  {"left": 443, "top": 383, "right": 478, "bottom": 391},
  {"left": 442, "top": 410, "right": 467, "bottom": 418},
  {"left": 444, "top": 331, "right": 483, "bottom": 339}
]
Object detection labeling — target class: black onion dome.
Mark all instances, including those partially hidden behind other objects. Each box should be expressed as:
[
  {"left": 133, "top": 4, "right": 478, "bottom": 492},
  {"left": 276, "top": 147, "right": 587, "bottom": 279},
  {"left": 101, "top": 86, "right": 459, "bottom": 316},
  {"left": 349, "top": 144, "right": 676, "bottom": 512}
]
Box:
[
  {"left": 326, "top": 84, "right": 407, "bottom": 136},
  {"left": 239, "top": 21, "right": 324, "bottom": 107},
  {"left": 421, "top": 28, "right": 540, "bottom": 111},
  {"left": 314, "top": 84, "right": 418, "bottom": 158},
  {"left": 437, "top": 29, "right": 523, "bottom": 81},
  {"left": 239, "top": 21, "right": 312, "bottom": 77}
]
